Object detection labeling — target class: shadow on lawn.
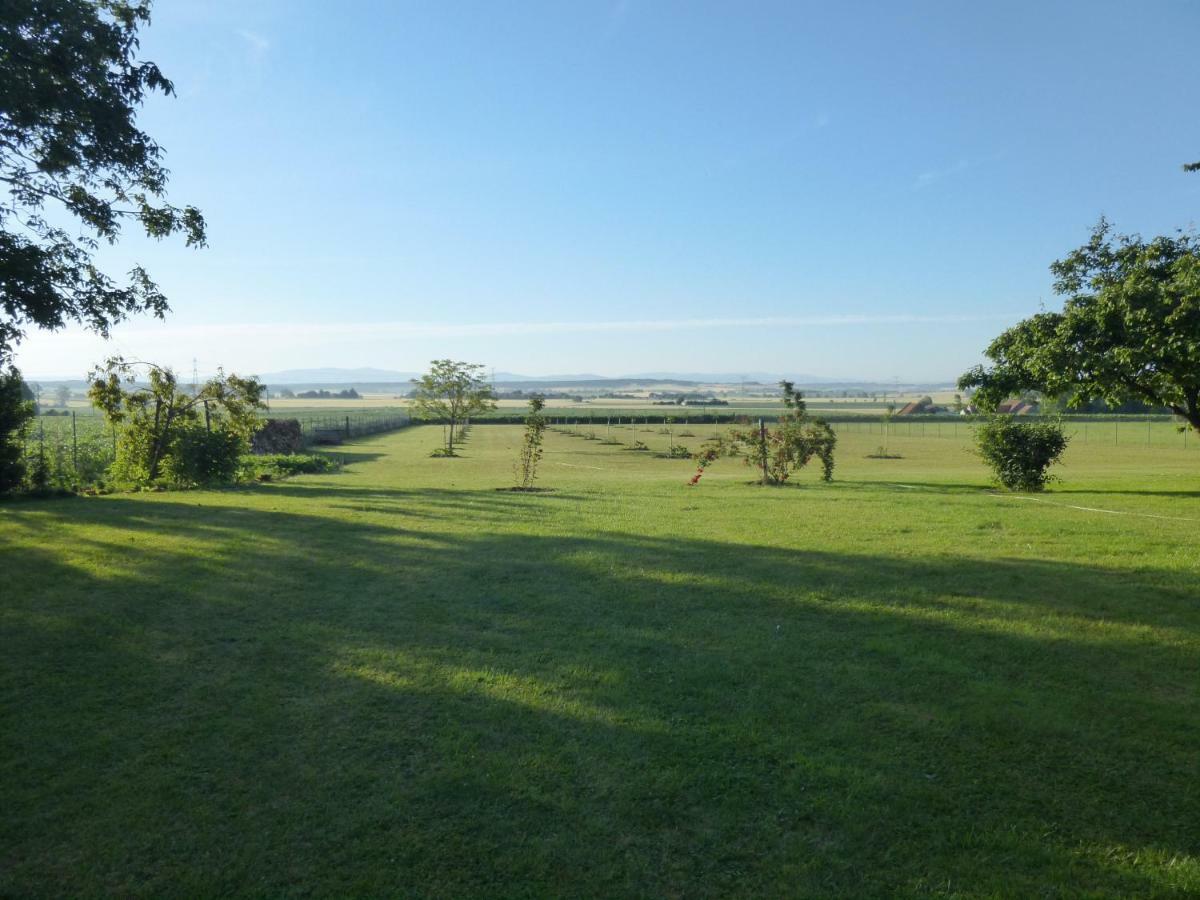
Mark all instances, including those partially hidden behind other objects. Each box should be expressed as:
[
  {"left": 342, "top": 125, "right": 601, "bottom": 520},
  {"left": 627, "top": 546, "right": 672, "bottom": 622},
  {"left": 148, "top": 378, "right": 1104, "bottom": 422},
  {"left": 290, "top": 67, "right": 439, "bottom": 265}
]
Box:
[{"left": 2, "top": 492, "right": 1197, "bottom": 896}]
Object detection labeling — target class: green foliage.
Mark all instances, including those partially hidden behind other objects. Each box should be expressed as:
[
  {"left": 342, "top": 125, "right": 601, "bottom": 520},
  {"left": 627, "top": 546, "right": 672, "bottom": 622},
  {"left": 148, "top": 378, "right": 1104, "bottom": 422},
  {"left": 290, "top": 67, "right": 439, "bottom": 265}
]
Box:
[
  {"left": 974, "top": 416, "right": 1070, "bottom": 491},
  {"left": 0, "top": 366, "right": 34, "bottom": 491},
  {"left": 410, "top": 360, "right": 495, "bottom": 454},
  {"left": 719, "top": 381, "right": 837, "bottom": 485},
  {"left": 240, "top": 453, "right": 338, "bottom": 481},
  {"left": 17, "top": 417, "right": 114, "bottom": 492},
  {"left": 0, "top": 0, "right": 204, "bottom": 362},
  {"left": 162, "top": 426, "right": 243, "bottom": 486},
  {"left": 658, "top": 444, "right": 691, "bottom": 459},
  {"left": 90, "top": 357, "right": 265, "bottom": 486},
  {"left": 514, "top": 396, "right": 546, "bottom": 489},
  {"left": 960, "top": 219, "right": 1200, "bottom": 433}
]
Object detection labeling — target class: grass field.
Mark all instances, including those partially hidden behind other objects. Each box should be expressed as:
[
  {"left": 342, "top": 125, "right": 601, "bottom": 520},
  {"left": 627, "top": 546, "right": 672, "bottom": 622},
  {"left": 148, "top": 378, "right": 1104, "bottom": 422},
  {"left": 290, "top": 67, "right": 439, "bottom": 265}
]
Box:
[{"left": 2, "top": 425, "right": 1198, "bottom": 896}]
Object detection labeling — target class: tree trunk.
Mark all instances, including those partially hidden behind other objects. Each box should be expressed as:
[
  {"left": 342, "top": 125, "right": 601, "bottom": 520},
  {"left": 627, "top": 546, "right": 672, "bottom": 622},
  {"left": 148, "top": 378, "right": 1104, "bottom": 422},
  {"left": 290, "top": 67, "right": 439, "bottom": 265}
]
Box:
[
  {"left": 148, "top": 398, "right": 164, "bottom": 480},
  {"left": 147, "top": 399, "right": 180, "bottom": 481}
]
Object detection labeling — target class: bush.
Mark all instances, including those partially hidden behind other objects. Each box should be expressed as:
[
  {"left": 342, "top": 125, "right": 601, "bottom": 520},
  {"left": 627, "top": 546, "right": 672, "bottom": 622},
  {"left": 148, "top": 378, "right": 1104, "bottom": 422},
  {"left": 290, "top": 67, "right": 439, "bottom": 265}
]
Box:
[
  {"left": 975, "top": 416, "right": 1069, "bottom": 491},
  {"left": 240, "top": 453, "right": 337, "bottom": 481},
  {"left": 658, "top": 444, "right": 691, "bottom": 459},
  {"left": 163, "top": 426, "right": 245, "bottom": 487}
]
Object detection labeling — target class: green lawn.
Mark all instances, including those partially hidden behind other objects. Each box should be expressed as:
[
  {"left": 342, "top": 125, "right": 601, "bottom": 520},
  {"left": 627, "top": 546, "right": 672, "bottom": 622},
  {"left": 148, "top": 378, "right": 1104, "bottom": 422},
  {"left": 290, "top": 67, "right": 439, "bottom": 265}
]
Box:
[{"left": 2, "top": 425, "right": 1198, "bottom": 896}]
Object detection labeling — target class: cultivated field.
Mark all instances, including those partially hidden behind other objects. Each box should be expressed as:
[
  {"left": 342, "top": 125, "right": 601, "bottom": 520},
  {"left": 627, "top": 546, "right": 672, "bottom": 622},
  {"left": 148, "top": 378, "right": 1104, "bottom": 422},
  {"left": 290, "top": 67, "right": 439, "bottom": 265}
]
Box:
[{"left": 2, "top": 425, "right": 1198, "bottom": 896}]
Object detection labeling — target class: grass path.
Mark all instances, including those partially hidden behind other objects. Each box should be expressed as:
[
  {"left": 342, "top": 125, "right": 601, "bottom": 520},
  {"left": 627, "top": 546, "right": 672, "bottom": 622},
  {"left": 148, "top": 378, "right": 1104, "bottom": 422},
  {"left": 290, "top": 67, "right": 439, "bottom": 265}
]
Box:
[{"left": 2, "top": 425, "right": 1198, "bottom": 896}]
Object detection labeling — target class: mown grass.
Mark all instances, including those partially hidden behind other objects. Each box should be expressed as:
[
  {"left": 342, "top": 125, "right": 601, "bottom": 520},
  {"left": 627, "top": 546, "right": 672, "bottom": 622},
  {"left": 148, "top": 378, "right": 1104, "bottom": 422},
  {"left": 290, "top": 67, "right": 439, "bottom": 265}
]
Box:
[{"left": 2, "top": 425, "right": 1198, "bottom": 897}]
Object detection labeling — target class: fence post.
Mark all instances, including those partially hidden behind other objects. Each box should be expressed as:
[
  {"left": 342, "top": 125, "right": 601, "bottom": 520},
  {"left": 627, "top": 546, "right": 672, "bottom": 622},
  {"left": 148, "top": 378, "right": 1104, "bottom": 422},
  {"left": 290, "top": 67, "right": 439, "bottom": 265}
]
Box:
[
  {"left": 345, "top": 415, "right": 351, "bottom": 438},
  {"left": 72, "top": 411, "right": 78, "bottom": 473},
  {"left": 758, "top": 418, "right": 769, "bottom": 484}
]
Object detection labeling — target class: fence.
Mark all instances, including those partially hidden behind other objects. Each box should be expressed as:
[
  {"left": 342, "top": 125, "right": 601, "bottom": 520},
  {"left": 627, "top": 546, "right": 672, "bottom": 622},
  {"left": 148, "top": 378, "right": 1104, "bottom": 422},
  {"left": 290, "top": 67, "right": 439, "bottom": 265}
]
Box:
[
  {"left": 17, "top": 408, "right": 413, "bottom": 489},
  {"left": 283, "top": 411, "right": 411, "bottom": 445},
  {"left": 480, "top": 411, "right": 1198, "bottom": 450}
]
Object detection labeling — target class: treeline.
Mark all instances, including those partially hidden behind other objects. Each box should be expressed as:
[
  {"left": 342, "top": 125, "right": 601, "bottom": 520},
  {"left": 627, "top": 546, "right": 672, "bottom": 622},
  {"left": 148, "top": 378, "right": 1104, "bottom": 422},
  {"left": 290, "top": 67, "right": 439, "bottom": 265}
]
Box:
[{"left": 277, "top": 388, "right": 361, "bottom": 400}]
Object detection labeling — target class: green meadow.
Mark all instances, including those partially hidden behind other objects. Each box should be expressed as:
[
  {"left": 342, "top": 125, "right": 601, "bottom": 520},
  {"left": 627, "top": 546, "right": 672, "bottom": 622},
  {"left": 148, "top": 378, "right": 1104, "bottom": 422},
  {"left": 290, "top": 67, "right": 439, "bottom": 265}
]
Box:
[{"left": 2, "top": 424, "right": 1198, "bottom": 896}]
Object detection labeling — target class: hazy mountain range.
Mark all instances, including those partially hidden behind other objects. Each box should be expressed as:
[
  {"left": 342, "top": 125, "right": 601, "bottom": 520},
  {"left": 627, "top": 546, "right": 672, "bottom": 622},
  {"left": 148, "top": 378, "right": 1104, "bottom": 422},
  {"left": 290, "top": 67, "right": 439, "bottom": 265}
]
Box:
[{"left": 254, "top": 367, "right": 840, "bottom": 385}]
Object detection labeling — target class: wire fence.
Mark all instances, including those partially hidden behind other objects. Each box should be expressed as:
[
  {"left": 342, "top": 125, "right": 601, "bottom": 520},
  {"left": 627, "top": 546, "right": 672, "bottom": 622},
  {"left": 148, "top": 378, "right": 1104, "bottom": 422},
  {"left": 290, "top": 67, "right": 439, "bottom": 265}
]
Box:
[
  {"left": 18, "top": 409, "right": 413, "bottom": 489},
  {"left": 504, "top": 413, "right": 1198, "bottom": 450}
]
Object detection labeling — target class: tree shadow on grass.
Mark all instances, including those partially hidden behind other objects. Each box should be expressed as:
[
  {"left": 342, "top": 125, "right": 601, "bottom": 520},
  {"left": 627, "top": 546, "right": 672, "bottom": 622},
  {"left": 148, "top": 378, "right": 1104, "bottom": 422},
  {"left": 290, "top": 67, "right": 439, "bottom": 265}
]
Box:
[
  {"left": 312, "top": 449, "right": 386, "bottom": 467},
  {"left": 2, "top": 495, "right": 1197, "bottom": 896}
]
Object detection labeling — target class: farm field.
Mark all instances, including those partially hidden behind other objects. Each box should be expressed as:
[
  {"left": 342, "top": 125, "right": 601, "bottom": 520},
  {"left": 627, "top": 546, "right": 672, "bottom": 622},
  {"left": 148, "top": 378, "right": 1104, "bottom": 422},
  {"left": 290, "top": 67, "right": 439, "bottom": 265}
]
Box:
[{"left": 2, "top": 425, "right": 1198, "bottom": 896}]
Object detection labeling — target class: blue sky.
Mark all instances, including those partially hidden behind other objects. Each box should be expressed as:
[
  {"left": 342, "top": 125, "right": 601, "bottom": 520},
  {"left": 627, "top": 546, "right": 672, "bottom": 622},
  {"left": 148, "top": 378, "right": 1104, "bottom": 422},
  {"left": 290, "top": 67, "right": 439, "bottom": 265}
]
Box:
[{"left": 17, "top": 0, "right": 1200, "bottom": 380}]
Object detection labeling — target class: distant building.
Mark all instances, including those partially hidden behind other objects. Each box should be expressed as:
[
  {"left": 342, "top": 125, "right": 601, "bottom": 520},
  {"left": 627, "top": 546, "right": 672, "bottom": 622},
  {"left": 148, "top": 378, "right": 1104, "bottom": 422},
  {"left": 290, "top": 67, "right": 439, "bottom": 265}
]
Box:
[
  {"left": 895, "top": 397, "right": 947, "bottom": 416},
  {"left": 996, "top": 399, "right": 1039, "bottom": 415}
]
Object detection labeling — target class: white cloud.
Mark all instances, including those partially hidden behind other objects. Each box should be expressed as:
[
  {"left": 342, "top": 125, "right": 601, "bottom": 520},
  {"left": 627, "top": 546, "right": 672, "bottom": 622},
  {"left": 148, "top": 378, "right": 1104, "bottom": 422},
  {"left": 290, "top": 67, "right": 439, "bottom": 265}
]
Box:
[{"left": 235, "top": 28, "right": 271, "bottom": 61}]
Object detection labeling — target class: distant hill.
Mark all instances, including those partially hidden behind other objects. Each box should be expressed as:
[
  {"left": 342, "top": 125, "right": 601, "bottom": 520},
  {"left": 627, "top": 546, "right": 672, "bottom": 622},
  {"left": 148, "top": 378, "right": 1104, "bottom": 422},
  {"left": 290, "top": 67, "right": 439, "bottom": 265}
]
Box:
[
  {"left": 257, "top": 367, "right": 419, "bottom": 384},
  {"left": 493, "top": 372, "right": 609, "bottom": 382},
  {"left": 620, "top": 371, "right": 832, "bottom": 384}
]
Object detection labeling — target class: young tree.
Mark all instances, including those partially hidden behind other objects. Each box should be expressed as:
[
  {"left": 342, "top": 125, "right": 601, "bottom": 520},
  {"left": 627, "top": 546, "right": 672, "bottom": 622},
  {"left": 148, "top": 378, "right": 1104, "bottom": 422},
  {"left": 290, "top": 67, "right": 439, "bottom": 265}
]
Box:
[
  {"left": 0, "top": 0, "right": 205, "bottom": 364},
  {"left": 514, "top": 396, "right": 546, "bottom": 489},
  {"left": 703, "top": 380, "right": 837, "bottom": 486},
  {"left": 960, "top": 220, "right": 1200, "bottom": 434},
  {"left": 410, "top": 360, "right": 495, "bottom": 455},
  {"left": 0, "top": 367, "right": 35, "bottom": 491},
  {"left": 88, "top": 358, "right": 265, "bottom": 484}
]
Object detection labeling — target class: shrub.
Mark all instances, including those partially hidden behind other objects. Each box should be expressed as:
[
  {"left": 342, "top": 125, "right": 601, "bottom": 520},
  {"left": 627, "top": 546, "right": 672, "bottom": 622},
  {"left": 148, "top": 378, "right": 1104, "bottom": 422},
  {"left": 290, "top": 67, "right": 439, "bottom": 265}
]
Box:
[
  {"left": 162, "top": 426, "right": 245, "bottom": 487},
  {"left": 658, "top": 444, "right": 691, "bottom": 459},
  {"left": 974, "top": 416, "right": 1069, "bottom": 491},
  {"left": 241, "top": 453, "right": 337, "bottom": 481}
]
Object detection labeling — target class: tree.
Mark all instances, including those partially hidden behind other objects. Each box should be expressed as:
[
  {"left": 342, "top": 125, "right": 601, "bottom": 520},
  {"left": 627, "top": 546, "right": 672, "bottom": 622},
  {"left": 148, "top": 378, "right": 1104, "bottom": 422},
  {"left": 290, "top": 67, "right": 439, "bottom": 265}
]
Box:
[
  {"left": 959, "top": 220, "right": 1200, "bottom": 434},
  {"left": 53, "top": 384, "right": 71, "bottom": 407},
  {"left": 88, "top": 357, "right": 264, "bottom": 484},
  {"left": 0, "top": 366, "right": 35, "bottom": 491},
  {"left": 410, "top": 360, "right": 495, "bottom": 455},
  {"left": 514, "top": 396, "right": 546, "bottom": 489},
  {"left": 707, "top": 380, "right": 836, "bottom": 486},
  {"left": 0, "top": 0, "right": 204, "bottom": 364}
]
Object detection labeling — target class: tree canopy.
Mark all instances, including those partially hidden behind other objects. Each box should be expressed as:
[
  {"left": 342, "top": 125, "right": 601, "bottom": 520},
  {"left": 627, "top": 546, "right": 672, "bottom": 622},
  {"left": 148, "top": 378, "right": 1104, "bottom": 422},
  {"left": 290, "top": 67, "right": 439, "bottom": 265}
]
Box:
[
  {"left": 959, "top": 220, "right": 1200, "bottom": 433},
  {"left": 0, "top": 0, "right": 204, "bottom": 363},
  {"left": 410, "top": 360, "right": 495, "bottom": 454},
  {"left": 89, "top": 357, "right": 265, "bottom": 482}
]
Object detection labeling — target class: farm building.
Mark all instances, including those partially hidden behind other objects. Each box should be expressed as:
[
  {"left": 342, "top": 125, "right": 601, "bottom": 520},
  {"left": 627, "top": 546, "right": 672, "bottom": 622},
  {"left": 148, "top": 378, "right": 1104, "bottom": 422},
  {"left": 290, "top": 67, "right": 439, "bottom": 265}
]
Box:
[
  {"left": 996, "top": 399, "right": 1039, "bottom": 415},
  {"left": 895, "top": 397, "right": 948, "bottom": 415}
]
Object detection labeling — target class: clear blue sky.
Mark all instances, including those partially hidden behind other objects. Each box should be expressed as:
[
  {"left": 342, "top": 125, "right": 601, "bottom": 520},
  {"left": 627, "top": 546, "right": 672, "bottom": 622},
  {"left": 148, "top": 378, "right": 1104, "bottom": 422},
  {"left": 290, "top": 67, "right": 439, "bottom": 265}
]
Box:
[{"left": 17, "top": 0, "right": 1200, "bottom": 380}]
